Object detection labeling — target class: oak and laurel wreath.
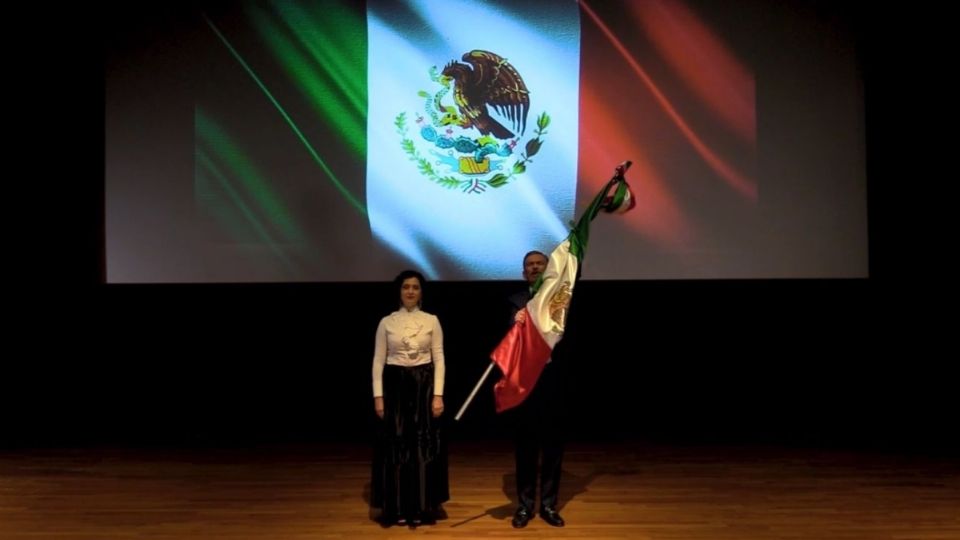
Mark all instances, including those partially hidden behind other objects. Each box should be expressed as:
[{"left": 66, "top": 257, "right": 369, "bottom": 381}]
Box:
[{"left": 395, "top": 111, "right": 550, "bottom": 192}]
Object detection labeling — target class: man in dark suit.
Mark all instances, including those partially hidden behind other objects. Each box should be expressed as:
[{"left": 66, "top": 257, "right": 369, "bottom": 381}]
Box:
[{"left": 506, "top": 250, "right": 566, "bottom": 528}]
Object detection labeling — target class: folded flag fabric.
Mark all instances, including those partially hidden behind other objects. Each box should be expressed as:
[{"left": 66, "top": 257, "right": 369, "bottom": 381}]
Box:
[{"left": 492, "top": 165, "right": 635, "bottom": 412}]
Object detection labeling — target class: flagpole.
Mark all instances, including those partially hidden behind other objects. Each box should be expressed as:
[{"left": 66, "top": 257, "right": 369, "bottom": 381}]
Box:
[{"left": 454, "top": 361, "right": 497, "bottom": 421}]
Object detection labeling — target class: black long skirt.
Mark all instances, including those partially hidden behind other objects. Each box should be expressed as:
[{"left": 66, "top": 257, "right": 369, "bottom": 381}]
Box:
[{"left": 371, "top": 363, "right": 449, "bottom": 519}]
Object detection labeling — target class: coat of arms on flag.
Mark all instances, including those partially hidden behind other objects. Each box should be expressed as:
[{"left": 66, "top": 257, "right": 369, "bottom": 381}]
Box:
[{"left": 394, "top": 50, "right": 551, "bottom": 195}]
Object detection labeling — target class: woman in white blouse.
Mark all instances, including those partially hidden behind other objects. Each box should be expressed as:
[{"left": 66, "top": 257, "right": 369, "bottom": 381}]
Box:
[{"left": 370, "top": 270, "right": 449, "bottom": 526}]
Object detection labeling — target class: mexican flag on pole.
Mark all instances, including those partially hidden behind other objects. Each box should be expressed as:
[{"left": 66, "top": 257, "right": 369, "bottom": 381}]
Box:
[{"left": 491, "top": 165, "right": 635, "bottom": 412}]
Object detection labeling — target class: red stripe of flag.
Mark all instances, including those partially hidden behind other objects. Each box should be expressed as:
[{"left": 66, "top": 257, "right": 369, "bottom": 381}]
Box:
[{"left": 491, "top": 307, "right": 553, "bottom": 412}]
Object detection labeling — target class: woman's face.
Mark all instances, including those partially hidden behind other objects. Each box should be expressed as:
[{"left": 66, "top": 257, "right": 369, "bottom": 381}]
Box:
[{"left": 400, "top": 277, "right": 422, "bottom": 309}]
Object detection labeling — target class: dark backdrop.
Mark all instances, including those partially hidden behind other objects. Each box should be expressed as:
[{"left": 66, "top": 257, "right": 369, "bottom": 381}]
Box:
[
  {"left": 9, "top": 277, "right": 951, "bottom": 452},
  {"left": 7, "top": 2, "right": 951, "bottom": 454}
]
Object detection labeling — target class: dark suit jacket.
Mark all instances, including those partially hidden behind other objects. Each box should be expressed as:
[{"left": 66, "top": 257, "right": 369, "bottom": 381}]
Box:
[
  {"left": 508, "top": 288, "right": 531, "bottom": 321},
  {"left": 503, "top": 285, "right": 568, "bottom": 429}
]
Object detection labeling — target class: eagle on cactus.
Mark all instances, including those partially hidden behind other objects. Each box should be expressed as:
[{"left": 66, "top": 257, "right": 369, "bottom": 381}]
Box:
[{"left": 441, "top": 50, "right": 530, "bottom": 139}]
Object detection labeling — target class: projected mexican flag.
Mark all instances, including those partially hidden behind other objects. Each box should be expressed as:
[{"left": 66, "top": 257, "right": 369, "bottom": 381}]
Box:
[{"left": 190, "top": 0, "right": 756, "bottom": 282}]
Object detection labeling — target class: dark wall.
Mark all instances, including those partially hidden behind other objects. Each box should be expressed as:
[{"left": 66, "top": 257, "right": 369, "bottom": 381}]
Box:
[
  {"left": 8, "top": 275, "right": 952, "bottom": 453},
  {"left": 8, "top": 3, "right": 949, "bottom": 453}
]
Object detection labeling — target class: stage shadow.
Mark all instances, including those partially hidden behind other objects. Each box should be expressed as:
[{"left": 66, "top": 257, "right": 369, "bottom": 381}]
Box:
[{"left": 449, "top": 461, "right": 637, "bottom": 527}]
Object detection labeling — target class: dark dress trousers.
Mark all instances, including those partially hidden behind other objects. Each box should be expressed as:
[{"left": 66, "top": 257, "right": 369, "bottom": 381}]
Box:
[{"left": 506, "top": 289, "right": 566, "bottom": 511}]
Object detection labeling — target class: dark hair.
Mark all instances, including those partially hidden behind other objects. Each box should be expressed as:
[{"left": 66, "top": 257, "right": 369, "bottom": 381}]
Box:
[
  {"left": 393, "top": 269, "right": 426, "bottom": 305},
  {"left": 523, "top": 250, "right": 548, "bottom": 265}
]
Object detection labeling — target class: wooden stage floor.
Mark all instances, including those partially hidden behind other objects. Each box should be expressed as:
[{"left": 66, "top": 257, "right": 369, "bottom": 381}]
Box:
[{"left": 2, "top": 440, "right": 958, "bottom": 539}]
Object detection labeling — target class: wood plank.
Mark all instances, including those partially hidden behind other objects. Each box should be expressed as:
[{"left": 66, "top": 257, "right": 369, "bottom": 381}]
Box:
[{"left": 1, "top": 441, "right": 958, "bottom": 539}]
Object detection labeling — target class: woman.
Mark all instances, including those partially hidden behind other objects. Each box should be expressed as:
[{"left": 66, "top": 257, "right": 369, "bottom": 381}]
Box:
[{"left": 370, "top": 270, "right": 449, "bottom": 526}]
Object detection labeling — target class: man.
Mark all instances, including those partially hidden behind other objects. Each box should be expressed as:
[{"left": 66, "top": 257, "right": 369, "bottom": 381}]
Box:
[{"left": 506, "top": 250, "right": 566, "bottom": 528}]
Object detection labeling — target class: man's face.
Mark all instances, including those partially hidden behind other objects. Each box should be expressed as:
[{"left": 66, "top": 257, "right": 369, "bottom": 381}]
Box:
[{"left": 522, "top": 253, "right": 548, "bottom": 285}]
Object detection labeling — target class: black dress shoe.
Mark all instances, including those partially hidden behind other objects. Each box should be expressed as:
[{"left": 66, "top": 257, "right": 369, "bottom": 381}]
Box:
[
  {"left": 512, "top": 506, "right": 532, "bottom": 528},
  {"left": 378, "top": 513, "right": 398, "bottom": 527},
  {"left": 539, "top": 506, "right": 565, "bottom": 527}
]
